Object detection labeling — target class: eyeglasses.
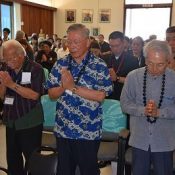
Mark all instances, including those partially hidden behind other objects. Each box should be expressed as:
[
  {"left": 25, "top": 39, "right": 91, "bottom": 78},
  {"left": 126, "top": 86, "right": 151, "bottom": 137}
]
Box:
[
  {"left": 4, "top": 56, "right": 18, "bottom": 63},
  {"left": 67, "top": 39, "right": 87, "bottom": 46}
]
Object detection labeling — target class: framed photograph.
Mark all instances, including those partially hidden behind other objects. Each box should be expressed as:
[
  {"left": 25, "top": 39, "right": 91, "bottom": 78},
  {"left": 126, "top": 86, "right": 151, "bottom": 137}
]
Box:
[
  {"left": 92, "top": 27, "right": 100, "bottom": 36},
  {"left": 82, "top": 9, "right": 93, "bottom": 23},
  {"left": 65, "top": 9, "right": 76, "bottom": 23},
  {"left": 99, "top": 9, "right": 111, "bottom": 23}
]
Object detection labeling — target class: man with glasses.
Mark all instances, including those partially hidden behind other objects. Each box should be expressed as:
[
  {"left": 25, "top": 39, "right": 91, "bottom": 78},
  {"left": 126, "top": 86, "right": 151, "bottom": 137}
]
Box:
[
  {"left": 45, "top": 23, "right": 113, "bottom": 175},
  {"left": 103, "top": 31, "right": 138, "bottom": 101},
  {"left": 0, "top": 39, "right": 45, "bottom": 175},
  {"left": 121, "top": 40, "right": 175, "bottom": 175}
]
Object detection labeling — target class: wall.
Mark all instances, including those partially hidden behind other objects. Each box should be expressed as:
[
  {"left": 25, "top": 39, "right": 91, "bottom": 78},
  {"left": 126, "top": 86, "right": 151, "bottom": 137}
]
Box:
[
  {"left": 53, "top": 0, "right": 124, "bottom": 40},
  {"left": 172, "top": 0, "right": 175, "bottom": 26},
  {"left": 26, "top": 0, "right": 53, "bottom": 7},
  {"left": 15, "top": 0, "right": 175, "bottom": 40},
  {"left": 21, "top": 4, "right": 54, "bottom": 36}
]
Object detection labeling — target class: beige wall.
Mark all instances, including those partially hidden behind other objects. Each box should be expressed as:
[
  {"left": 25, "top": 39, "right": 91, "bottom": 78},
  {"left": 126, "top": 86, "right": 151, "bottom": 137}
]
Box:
[
  {"left": 172, "top": 0, "right": 175, "bottom": 26},
  {"left": 53, "top": 0, "right": 175, "bottom": 40},
  {"left": 53, "top": 0, "right": 124, "bottom": 40},
  {"left": 18, "top": 0, "right": 175, "bottom": 40}
]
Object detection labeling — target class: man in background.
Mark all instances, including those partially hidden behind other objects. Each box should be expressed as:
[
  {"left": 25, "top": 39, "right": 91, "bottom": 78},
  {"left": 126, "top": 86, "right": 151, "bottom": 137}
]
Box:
[
  {"left": 98, "top": 34, "right": 111, "bottom": 56},
  {"left": 103, "top": 31, "right": 139, "bottom": 101},
  {"left": 57, "top": 37, "right": 69, "bottom": 59},
  {"left": 3, "top": 28, "right": 11, "bottom": 42}
]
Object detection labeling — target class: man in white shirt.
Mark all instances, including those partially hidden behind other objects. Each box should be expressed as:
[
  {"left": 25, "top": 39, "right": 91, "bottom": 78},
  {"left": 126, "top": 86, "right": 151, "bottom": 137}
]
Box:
[{"left": 57, "top": 38, "right": 69, "bottom": 59}]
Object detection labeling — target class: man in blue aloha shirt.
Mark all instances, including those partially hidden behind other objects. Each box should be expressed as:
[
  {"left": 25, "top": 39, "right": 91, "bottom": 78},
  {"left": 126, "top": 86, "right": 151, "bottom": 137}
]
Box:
[{"left": 45, "top": 24, "right": 113, "bottom": 175}]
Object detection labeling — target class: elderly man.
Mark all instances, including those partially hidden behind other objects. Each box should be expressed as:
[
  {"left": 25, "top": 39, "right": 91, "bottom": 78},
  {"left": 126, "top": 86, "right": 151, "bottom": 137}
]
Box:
[
  {"left": 121, "top": 40, "right": 175, "bottom": 175},
  {"left": 45, "top": 23, "right": 113, "bottom": 175},
  {"left": 0, "top": 39, "right": 45, "bottom": 175}
]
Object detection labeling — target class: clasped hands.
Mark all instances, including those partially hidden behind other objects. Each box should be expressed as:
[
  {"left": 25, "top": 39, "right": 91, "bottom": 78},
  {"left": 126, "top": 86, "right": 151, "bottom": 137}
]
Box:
[
  {"left": 144, "top": 100, "right": 159, "bottom": 118},
  {"left": 61, "top": 68, "right": 75, "bottom": 90},
  {"left": 0, "top": 71, "right": 14, "bottom": 88},
  {"left": 109, "top": 68, "right": 119, "bottom": 81}
]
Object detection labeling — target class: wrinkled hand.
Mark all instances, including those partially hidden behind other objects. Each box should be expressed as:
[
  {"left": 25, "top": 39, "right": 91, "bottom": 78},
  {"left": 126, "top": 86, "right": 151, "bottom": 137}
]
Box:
[
  {"left": 61, "top": 68, "right": 75, "bottom": 90},
  {"left": 109, "top": 68, "right": 117, "bottom": 81},
  {"left": 145, "top": 100, "right": 159, "bottom": 118},
  {"left": 0, "top": 71, "right": 14, "bottom": 88}
]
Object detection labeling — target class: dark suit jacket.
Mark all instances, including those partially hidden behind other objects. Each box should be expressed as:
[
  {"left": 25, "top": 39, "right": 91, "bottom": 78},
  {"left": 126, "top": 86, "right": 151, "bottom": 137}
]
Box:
[{"left": 102, "top": 51, "right": 139, "bottom": 100}]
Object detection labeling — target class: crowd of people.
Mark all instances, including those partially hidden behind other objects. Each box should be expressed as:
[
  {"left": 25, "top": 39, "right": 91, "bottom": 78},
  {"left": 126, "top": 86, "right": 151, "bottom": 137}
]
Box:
[{"left": 0, "top": 24, "right": 175, "bottom": 175}]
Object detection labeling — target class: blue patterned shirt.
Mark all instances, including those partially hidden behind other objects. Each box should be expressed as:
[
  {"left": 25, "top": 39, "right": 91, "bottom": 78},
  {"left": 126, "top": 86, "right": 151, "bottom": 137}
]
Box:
[{"left": 45, "top": 52, "right": 113, "bottom": 140}]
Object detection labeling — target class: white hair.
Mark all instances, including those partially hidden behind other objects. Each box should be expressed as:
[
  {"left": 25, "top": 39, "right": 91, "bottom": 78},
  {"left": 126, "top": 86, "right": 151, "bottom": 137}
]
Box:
[
  {"left": 2, "top": 39, "right": 26, "bottom": 57},
  {"left": 143, "top": 40, "right": 172, "bottom": 60}
]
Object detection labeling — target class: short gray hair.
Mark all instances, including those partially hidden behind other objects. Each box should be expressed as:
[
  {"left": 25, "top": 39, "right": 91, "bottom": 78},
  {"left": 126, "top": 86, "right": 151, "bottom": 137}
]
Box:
[
  {"left": 143, "top": 40, "right": 172, "bottom": 60},
  {"left": 2, "top": 39, "right": 26, "bottom": 57},
  {"left": 67, "top": 23, "right": 90, "bottom": 38}
]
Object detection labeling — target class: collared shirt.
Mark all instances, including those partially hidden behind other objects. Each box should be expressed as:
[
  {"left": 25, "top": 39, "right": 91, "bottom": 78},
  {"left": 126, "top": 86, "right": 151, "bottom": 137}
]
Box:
[
  {"left": 45, "top": 52, "right": 113, "bottom": 140},
  {"left": 57, "top": 48, "right": 69, "bottom": 59},
  {"left": 102, "top": 51, "right": 139, "bottom": 100},
  {"left": 3, "top": 58, "right": 45, "bottom": 130},
  {"left": 120, "top": 67, "right": 175, "bottom": 152}
]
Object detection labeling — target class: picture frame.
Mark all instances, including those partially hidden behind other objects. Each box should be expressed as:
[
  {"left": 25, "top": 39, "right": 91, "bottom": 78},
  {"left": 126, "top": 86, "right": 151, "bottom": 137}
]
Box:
[
  {"left": 92, "top": 27, "right": 100, "bottom": 36},
  {"left": 65, "top": 9, "right": 76, "bottom": 23},
  {"left": 82, "top": 9, "right": 93, "bottom": 23},
  {"left": 99, "top": 9, "right": 111, "bottom": 23}
]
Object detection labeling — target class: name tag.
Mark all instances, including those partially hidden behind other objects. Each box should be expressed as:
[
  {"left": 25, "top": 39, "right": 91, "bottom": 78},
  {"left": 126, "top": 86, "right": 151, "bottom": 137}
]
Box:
[
  {"left": 21, "top": 72, "right": 31, "bottom": 84},
  {"left": 4, "top": 96, "right": 14, "bottom": 105}
]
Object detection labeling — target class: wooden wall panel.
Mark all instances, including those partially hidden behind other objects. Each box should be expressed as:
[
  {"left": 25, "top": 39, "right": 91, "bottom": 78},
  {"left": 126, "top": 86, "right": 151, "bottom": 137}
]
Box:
[{"left": 21, "top": 4, "right": 54, "bottom": 37}]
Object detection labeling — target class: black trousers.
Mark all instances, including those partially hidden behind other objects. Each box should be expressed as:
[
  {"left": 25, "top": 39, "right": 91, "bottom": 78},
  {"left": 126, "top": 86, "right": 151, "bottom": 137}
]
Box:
[
  {"left": 56, "top": 137, "right": 100, "bottom": 175},
  {"left": 6, "top": 124, "right": 43, "bottom": 175},
  {"left": 132, "top": 147, "right": 173, "bottom": 175}
]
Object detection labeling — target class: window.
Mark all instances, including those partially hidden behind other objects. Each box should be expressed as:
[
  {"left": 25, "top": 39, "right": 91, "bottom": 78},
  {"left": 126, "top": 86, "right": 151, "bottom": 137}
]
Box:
[
  {"left": 125, "top": 0, "right": 172, "bottom": 4},
  {"left": 124, "top": 0, "right": 172, "bottom": 40},
  {"left": 0, "top": 2, "right": 13, "bottom": 39}
]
